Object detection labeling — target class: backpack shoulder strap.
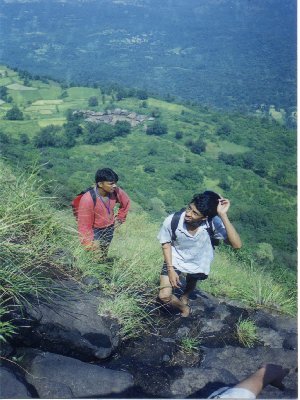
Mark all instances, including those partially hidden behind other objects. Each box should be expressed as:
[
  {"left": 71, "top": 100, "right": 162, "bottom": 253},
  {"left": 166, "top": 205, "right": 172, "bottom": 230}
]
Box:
[
  {"left": 89, "top": 188, "right": 97, "bottom": 207},
  {"left": 171, "top": 208, "right": 185, "bottom": 242},
  {"left": 205, "top": 217, "right": 219, "bottom": 249},
  {"left": 87, "top": 188, "right": 97, "bottom": 228}
]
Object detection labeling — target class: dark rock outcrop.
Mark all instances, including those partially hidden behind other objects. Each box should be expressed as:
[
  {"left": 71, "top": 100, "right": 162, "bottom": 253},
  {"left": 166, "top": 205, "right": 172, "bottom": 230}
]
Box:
[
  {"left": 18, "top": 348, "right": 134, "bottom": 399},
  {"left": 3, "top": 281, "right": 297, "bottom": 399},
  {"left": 0, "top": 366, "right": 33, "bottom": 398},
  {"left": 9, "top": 280, "right": 119, "bottom": 361},
  {"left": 101, "top": 289, "right": 297, "bottom": 399}
]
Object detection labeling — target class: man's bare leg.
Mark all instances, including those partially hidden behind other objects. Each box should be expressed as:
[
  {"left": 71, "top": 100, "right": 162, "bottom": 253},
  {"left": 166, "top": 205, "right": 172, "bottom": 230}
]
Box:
[
  {"left": 180, "top": 274, "right": 198, "bottom": 306},
  {"left": 159, "top": 275, "right": 190, "bottom": 317}
]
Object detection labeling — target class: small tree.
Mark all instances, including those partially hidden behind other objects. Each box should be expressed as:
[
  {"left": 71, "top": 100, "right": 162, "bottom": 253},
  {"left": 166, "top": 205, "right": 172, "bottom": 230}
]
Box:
[
  {"left": 0, "top": 132, "right": 10, "bottom": 144},
  {"left": 0, "top": 86, "right": 8, "bottom": 101},
  {"left": 116, "top": 88, "right": 127, "bottom": 101},
  {"left": 190, "top": 138, "right": 206, "bottom": 154},
  {"left": 88, "top": 96, "right": 98, "bottom": 107},
  {"left": 148, "top": 147, "right": 157, "bottom": 156},
  {"left": 20, "top": 133, "right": 30, "bottom": 145},
  {"left": 59, "top": 91, "right": 68, "bottom": 99},
  {"left": 151, "top": 108, "right": 161, "bottom": 118},
  {"left": 34, "top": 125, "right": 61, "bottom": 148},
  {"left": 64, "top": 121, "right": 83, "bottom": 137},
  {"left": 185, "top": 137, "right": 206, "bottom": 154},
  {"left": 140, "top": 100, "right": 148, "bottom": 108},
  {"left": 217, "top": 123, "right": 232, "bottom": 136},
  {"left": 114, "top": 121, "right": 131, "bottom": 137},
  {"left": 146, "top": 120, "right": 168, "bottom": 136},
  {"left": 136, "top": 89, "right": 148, "bottom": 100},
  {"left": 144, "top": 165, "right": 155, "bottom": 173},
  {"left": 5, "top": 106, "right": 24, "bottom": 121}
]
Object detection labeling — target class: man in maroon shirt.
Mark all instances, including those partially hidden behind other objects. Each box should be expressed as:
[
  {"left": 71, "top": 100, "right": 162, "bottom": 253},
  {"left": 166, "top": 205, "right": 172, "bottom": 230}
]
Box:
[{"left": 77, "top": 168, "right": 130, "bottom": 258}]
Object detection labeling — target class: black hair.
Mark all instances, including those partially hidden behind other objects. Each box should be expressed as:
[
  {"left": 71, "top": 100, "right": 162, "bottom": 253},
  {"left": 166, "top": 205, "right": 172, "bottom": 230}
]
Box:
[
  {"left": 191, "top": 191, "right": 221, "bottom": 218},
  {"left": 95, "top": 168, "right": 119, "bottom": 184}
]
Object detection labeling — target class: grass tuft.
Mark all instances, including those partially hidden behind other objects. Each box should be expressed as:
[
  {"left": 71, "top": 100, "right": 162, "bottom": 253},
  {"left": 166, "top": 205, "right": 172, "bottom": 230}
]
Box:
[
  {"left": 179, "top": 335, "right": 200, "bottom": 354},
  {"left": 235, "top": 317, "right": 258, "bottom": 348}
]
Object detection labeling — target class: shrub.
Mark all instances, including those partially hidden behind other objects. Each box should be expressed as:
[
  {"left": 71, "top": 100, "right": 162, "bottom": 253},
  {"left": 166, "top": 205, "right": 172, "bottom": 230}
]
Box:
[
  {"left": 217, "top": 123, "right": 232, "bottom": 136},
  {"left": 179, "top": 336, "right": 200, "bottom": 354},
  {"left": 189, "top": 138, "right": 206, "bottom": 154},
  {"left": 114, "top": 121, "right": 131, "bottom": 137},
  {"left": 88, "top": 96, "right": 98, "bottom": 107},
  {"left": 144, "top": 166, "right": 155, "bottom": 173},
  {"left": 5, "top": 106, "right": 24, "bottom": 121},
  {"left": 172, "top": 166, "right": 204, "bottom": 187},
  {"left": 34, "top": 125, "right": 62, "bottom": 148},
  {"left": 84, "top": 123, "right": 114, "bottom": 144},
  {"left": 20, "top": 134, "right": 30, "bottom": 145},
  {"left": 150, "top": 108, "right": 161, "bottom": 118},
  {"left": 136, "top": 89, "right": 148, "bottom": 100},
  {"left": 148, "top": 148, "right": 157, "bottom": 156},
  {"left": 146, "top": 120, "right": 168, "bottom": 136},
  {"left": 0, "top": 132, "right": 10, "bottom": 144}
]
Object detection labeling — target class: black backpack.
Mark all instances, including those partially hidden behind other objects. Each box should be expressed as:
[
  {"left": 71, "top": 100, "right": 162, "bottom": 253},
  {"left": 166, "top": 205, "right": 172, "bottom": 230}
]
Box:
[{"left": 170, "top": 208, "right": 220, "bottom": 249}]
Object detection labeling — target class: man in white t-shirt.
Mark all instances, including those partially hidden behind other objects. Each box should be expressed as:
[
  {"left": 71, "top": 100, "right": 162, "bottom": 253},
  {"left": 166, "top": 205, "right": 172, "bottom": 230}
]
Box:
[{"left": 157, "top": 191, "right": 242, "bottom": 317}]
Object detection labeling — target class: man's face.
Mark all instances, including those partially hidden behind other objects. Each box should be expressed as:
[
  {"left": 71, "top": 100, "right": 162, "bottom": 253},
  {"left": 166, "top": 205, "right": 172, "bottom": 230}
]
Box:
[
  {"left": 98, "top": 181, "right": 117, "bottom": 194},
  {"left": 184, "top": 203, "right": 207, "bottom": 224}
]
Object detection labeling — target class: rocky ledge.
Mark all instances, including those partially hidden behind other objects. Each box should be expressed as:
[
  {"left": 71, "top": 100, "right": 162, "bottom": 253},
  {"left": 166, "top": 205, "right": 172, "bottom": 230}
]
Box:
[{"left": 0, "top": 279, "right": 297, "bottom": 399}]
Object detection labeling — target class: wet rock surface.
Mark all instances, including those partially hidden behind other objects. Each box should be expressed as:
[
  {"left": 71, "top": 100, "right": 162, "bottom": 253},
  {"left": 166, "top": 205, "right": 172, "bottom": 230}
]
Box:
[{"left": 1, "top": 281, "right": 298, "bottom": 399}]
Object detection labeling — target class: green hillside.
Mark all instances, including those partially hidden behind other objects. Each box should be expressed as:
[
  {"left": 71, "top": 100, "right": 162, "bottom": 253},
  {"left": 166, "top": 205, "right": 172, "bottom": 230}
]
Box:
[
  {"left": 0, "top": 158, "right": 296, "bottom": 344},
  {"left": 0, "top": 0, "right": 296, "bottom": 111},
  {"left": 0, "top": 66, "right": 297, "bottom": 276}
]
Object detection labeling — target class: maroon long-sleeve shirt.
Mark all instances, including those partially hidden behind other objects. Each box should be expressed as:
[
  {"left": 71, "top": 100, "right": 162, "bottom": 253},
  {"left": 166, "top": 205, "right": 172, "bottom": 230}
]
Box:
[{"left": 77, "top": 187, "right": 130, "bottom": 246}]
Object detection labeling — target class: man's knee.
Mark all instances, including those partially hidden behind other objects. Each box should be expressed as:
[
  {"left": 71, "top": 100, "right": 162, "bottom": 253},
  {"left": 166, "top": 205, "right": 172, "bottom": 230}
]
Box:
[{"left": 158, "top": 291, "right": 172, "bottom": 304}]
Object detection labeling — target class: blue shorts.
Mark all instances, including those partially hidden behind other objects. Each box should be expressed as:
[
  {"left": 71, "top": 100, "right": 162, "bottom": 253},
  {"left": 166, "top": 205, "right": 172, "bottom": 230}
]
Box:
[{"left": 160, "top": 262, "right": 208, "bottom": 281}]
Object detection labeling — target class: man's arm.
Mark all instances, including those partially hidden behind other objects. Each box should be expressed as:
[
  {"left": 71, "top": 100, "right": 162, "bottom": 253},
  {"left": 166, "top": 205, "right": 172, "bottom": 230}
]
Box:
[
  {"left": 162, "top": 242, "right": 181, "bottom": 288},
  {"left": 115, "top": 188, "right": 130, "bottom": 224},
  {"left": 217, "top": 198, "right": 242, "bottom": 249},
  {"left": 233, "top": 364, "right": 289, "bottom": 397}
]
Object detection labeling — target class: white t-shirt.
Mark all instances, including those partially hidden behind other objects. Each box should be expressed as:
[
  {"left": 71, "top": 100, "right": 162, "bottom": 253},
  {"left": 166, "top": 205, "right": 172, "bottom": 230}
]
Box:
[
  {"left": 157, "top": 211, "right": 227, "bottom": 275},
  {"left": 208, "top": 387, "right": 256, "bottom": 399}
]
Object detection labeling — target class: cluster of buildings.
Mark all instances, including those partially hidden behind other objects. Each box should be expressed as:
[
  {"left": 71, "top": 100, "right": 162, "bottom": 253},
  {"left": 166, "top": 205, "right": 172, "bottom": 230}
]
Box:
[{"left": 73, "top": 108, "right": 154, "bottom": 127}]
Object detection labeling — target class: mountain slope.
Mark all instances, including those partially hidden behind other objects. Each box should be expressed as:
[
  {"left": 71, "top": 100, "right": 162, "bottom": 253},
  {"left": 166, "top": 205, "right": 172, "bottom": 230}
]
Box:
[
  {"left": 0, "top": 66, "right": 297, "bottom": 273},
  {"left": 0, "top": 0, "right": 296, "bottom": 111}
]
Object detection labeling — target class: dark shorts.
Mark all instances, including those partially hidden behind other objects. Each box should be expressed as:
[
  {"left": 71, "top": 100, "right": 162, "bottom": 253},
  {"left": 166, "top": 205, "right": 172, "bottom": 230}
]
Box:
[
  {"left": 161, "top": 262, "right": 208, "bottom": 281},
  {"left": 93, "top": 224, "right": 114, "bottom": 247}
]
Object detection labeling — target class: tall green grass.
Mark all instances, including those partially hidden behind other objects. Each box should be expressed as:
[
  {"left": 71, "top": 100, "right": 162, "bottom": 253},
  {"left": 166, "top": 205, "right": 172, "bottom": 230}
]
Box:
[
  {"left": 0, "top": 162, "right": 85, "bottom": 340},
  {"left": 83, "top": 212, "right": 162, "bottom": 339},
  {"left": 201, "top": 247, "right": 297, "bottom": 315},
  {"left": 0, "top": 161, "right": 296, "bottom": 343}
]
